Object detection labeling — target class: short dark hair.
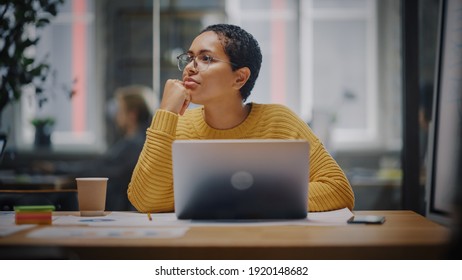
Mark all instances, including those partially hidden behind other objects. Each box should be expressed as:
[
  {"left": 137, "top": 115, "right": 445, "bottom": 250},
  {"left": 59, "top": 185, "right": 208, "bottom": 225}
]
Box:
[{"left": 200, "top": 24, "right": 262, "bottom": 102}]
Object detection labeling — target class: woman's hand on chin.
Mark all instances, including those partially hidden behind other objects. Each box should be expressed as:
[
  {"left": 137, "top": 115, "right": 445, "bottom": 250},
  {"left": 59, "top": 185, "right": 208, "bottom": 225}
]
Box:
[{"left": 160, "top": 79, "right": 191, "bottom": 115}]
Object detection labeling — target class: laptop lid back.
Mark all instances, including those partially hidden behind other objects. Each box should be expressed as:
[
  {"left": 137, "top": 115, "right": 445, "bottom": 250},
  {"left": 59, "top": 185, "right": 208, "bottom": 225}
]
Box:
[{"left": 172, "top": 140, "right": 309, "bottom": 219}]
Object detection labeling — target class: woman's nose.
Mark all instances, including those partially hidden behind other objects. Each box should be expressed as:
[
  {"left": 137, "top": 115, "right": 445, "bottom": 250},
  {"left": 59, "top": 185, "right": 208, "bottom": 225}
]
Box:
[{"left": 185, "top": 59, "right": 198, "bottom": 74}]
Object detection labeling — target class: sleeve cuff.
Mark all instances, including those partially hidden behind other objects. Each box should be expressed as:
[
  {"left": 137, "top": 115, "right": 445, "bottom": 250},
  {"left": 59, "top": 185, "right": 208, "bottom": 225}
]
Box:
[{"left": 150, "top": 109, "right": 178, "bottom": 136}]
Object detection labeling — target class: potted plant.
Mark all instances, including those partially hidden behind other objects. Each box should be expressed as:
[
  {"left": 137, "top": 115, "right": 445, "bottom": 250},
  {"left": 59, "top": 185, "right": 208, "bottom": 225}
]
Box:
[
  {"left": 29, "top": 67, "right": 76, "bottom": 148},
  {"left": 0, "top": 0, "right": 67, "bottom": 148},
  {"left": 31, "top": 117, "right": 55, "bottom": 148}
]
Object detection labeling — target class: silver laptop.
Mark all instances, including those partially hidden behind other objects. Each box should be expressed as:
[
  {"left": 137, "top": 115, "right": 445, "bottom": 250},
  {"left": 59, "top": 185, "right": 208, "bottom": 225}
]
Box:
[{"left": 172, "top": 139, "right": 310, "bottom": 219}]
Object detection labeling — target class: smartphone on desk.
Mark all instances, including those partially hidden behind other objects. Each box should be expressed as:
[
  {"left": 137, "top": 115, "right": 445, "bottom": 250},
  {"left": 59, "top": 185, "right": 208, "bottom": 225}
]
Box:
[{"left": 347, "top": 215, "right": 385, "bottom": 224}]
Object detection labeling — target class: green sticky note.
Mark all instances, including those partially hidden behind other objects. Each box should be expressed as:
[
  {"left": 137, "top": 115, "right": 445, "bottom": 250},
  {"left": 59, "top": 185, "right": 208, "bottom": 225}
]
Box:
[{"left": 14, "top": 205, "right": 55, "bottom": 212}]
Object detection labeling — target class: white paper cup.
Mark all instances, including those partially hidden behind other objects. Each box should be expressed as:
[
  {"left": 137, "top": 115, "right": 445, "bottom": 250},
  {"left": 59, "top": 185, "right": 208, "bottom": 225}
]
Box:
[{"left": 76, "top": 177, "right": 108, "bottom": 216}]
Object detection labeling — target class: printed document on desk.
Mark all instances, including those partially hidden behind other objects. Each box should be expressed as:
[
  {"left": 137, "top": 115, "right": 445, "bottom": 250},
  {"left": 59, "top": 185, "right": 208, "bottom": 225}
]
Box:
[
  {"left": 28, "top": 227, "right": 188, "bottom": 239},
  {"left": 0, "top": 212, "right": 35, "bottom": 237}
]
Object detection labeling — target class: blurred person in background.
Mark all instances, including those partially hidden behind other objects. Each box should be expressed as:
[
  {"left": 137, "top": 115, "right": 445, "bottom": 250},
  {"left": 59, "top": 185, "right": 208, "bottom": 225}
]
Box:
[{"left": 36, "top": 85, "right": 156, "bottom": 211}]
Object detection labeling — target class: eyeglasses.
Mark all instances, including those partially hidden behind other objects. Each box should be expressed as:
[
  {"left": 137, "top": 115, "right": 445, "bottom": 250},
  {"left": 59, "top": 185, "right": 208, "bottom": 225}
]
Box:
[{"left": 176, "top": 53, "right": 237, "bottom": 72}]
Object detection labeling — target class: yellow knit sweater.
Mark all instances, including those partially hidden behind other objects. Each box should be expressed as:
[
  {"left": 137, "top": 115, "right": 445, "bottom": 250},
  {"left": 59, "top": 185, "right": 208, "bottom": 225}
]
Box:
[{"left": 128, "top": 103, "right": 354, "bottom": 213}]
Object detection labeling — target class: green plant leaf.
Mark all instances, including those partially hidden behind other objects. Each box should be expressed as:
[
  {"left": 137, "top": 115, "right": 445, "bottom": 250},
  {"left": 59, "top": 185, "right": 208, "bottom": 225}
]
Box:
[
  {"left": 21, "top": 57, "right": 35, "bottom": 66},
  {"left": 31, "top": 117, "right": 55, "bottom": 126},
  {"left": 36, "top": 18, "right": 50, "bottom": 28},
  {"left": 0, "top": 0, "right": 66, "bottom": 114}
]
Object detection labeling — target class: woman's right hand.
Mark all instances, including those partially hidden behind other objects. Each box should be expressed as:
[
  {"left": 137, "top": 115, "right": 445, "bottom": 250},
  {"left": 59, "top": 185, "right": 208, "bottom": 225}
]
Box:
[{"left": 160, "top": 79, "right": 191, "bottom": 115}]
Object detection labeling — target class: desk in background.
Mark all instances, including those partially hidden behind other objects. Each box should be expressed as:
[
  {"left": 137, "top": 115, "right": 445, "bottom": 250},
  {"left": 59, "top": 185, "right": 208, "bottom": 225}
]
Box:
[
  {"left": 0, "top": 173, "right": 77, "bottom": 211},
  {"left": 0, "top": 210, "right": 450, "bottom": 260}
]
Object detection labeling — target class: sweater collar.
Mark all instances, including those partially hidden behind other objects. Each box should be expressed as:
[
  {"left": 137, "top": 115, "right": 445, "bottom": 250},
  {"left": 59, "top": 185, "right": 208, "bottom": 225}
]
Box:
[{"left": 192, "top": 102, "right": 261, "bottom": 138}]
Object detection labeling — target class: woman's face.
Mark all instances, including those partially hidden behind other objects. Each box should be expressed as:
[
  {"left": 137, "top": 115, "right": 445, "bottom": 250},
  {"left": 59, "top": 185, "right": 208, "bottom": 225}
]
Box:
[{"left": 182, "top": 31, "right": 238, "bottom": 105}]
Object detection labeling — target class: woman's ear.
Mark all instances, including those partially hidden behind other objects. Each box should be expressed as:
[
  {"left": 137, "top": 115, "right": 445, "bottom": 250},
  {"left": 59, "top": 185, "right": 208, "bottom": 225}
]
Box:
[{"left": 233, "top": 67, "right": 251, "bottom": 90}]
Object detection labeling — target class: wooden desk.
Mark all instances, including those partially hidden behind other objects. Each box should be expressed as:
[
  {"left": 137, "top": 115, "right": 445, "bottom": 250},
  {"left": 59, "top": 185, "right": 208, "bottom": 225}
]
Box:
[{"left": 0, "top": 210, "right": 450, "bottom": 260}]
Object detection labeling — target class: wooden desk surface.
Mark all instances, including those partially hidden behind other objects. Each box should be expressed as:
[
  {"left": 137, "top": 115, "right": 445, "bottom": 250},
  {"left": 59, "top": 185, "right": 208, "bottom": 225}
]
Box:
[{"left": 0, "top": 210, "right": 450, "bottom": 260}]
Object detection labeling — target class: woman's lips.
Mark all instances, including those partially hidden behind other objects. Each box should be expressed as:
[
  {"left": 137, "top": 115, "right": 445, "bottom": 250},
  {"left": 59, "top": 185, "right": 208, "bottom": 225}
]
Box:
[{"left": 184, "top": 78, "right": 199, "bottom": 89}]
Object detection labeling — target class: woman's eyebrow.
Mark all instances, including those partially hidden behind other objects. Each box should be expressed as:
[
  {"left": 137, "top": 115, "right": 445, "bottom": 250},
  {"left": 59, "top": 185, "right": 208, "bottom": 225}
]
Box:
[{"left": 187, "top": 49, "right": 213, "bottom": 55}]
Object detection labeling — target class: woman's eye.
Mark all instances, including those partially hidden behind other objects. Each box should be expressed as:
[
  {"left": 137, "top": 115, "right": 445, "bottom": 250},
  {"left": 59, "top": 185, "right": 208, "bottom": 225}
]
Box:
[{"left": 200, "top": 55, "right": 213, "bottom": 62}]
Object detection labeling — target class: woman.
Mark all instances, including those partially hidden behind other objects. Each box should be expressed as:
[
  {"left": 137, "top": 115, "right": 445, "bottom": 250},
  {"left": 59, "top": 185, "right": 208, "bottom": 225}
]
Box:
[{"left": 128, "top": 24, "right": 354, "bottom": 213}]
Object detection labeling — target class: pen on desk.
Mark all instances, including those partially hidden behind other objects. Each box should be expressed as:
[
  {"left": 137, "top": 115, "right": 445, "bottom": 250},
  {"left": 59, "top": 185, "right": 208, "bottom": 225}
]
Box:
[{"left": 147, "top": 212, "right": 152, "bottom": 221}]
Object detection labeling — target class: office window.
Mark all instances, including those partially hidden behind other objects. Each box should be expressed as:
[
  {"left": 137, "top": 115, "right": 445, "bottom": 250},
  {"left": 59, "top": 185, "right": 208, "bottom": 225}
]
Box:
[
  {"left": 301, "top": 0, "right": 379, "bottom": 150},
  {"left": 229, "top": 0, "right": 402, "bottom": 152},
  {"left": 227, "top": 0, "right": 300, "bottom": 113},
  {"left": 158, "top": 0, "right": 226, "bottom": 96},
  {"left": 16, "top": 0, "right": 102, "bottom": 152}
]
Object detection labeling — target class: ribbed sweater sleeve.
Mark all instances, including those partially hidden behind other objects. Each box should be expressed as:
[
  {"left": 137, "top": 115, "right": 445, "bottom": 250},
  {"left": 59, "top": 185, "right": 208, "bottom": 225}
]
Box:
[
  {"left": 265, "top": 105, "right": 355, "bottom": 211},
  {"left": 308, "top": 140, "right": 355, "bottom": 211},
  {"left": 127, "top": 110, "right": 178, "bottom": 213}
]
